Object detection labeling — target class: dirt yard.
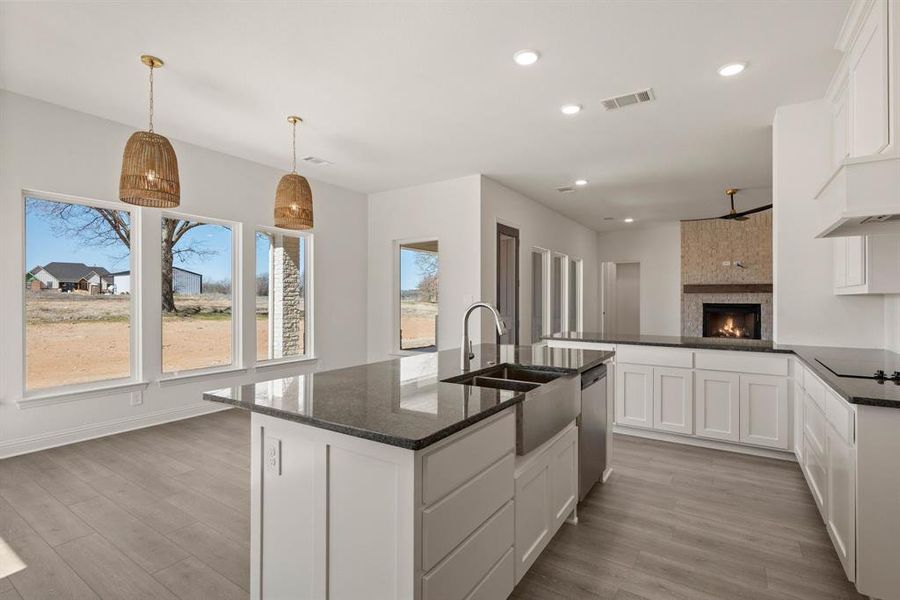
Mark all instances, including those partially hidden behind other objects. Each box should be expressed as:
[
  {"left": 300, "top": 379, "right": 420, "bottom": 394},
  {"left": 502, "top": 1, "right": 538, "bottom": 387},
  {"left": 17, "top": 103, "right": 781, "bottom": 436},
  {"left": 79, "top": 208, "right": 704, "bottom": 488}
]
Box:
[{"left": 400, "top": 301, "right": 438, "bottom": 349}]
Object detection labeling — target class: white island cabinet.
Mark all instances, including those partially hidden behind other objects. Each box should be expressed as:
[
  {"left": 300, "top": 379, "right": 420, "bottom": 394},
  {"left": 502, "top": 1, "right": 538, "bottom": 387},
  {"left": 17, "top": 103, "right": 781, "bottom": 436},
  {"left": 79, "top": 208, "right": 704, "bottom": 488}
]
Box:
[{"left": 249, "top": 406, "right": 579, "bottom": 600}]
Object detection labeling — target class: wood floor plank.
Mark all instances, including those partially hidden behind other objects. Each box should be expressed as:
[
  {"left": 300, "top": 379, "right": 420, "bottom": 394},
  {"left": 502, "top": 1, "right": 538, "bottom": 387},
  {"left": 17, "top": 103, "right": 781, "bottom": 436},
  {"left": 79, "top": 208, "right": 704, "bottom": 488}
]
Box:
[
  {"left": 164, "top": 489, "right": 250, "bottom": 548},
  {"left": 3, "top": 532, "right": 98, "bottom": 599},
  {"left": 165, "top": 523, "right": 250, "bottom": 592},
  {"left": 86, "top": 474, "right": 196, "bottom": 535},
  {"left": 56, "top": 534, "right": 177, "bottom": 600},
  {"left": 0, "top": 589, "right": 22, "bottom": 600},
  {"left": 0, "top": 478, "right": 93, "bottom": 547},
  {"left": 153, "top": 556, "right": 246, "bottom": 600},
  {"left": 69, "top": 495, "right": 189, "bottom": 573}
]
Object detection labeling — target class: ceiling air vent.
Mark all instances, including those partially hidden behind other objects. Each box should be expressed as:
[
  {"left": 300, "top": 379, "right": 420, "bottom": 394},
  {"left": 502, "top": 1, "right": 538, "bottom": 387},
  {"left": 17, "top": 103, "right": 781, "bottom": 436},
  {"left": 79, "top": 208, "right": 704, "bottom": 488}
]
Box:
[
  {"left": 601, "top": 88, "right": 655, "bottom": 111},
  {"left": 302, "top": 155, "right": 332, "bottom": 166},
  {"left": 556, "top": 186, "right": 576, "bottom": 193}
]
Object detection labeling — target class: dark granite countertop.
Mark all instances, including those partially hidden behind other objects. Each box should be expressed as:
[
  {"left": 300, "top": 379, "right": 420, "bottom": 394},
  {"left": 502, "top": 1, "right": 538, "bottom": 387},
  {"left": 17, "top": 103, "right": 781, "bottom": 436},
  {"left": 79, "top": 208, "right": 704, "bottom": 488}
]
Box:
[
  {"left": 203, "top": 344, "right": 614, "bottom": 450},
  {"left": 545, "top": 332, "right": 900, "bottom": 408}
]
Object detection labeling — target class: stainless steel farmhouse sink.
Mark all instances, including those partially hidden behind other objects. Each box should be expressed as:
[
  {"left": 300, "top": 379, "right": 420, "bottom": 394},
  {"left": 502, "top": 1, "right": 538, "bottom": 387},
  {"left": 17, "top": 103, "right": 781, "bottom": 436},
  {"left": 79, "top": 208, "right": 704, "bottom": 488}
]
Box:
[{"left": 444, "top": 365, "right": 580, "bottom": 455}]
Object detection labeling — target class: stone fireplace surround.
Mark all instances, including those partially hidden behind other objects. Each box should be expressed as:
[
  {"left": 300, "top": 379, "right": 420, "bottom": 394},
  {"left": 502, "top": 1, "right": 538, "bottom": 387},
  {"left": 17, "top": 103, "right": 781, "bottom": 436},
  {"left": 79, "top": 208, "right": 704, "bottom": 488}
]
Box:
[{"left": 682, "top": 291, "right": 773, "bottom": 340}]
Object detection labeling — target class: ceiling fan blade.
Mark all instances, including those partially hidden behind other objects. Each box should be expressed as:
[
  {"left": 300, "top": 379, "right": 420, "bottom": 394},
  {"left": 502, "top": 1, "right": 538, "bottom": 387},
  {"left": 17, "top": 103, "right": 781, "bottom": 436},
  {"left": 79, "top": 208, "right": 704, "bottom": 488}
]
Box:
[
  {"left": 681, "top": 215, "right": 728, "bottom": 222},
  {"left": 733, "top": 203, "right": 773, "bottom": 218}
]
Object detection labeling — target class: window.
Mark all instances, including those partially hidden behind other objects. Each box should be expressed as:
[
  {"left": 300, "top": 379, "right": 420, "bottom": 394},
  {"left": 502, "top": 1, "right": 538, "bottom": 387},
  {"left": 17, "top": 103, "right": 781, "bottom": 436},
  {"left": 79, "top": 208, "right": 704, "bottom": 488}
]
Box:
[
  {"left": 531, "top": 249, "right": 547, "bottom": 343},
  {"left": 24, "top": 194, "right": 135, "bottom": 391},
  {"left": 568, "top": 258, "right": 582, "bottom": 332},
  {"left": 256, "top": 229, "right": 310, "bottom": 362},
  {"left": 399, "top": 241, "right": 438, "bottom": 351},
  {"left": 161, "top": 215, "right": 235, "bottom": 373},
  {"left": 551, "top": 253, "right": 565, "bottom": 333}
]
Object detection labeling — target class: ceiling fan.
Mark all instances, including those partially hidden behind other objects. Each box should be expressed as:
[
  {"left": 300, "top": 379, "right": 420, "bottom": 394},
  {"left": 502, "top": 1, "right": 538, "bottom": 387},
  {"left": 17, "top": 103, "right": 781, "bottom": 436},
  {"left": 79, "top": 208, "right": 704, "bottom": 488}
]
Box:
[{"left": 683, "top": 188, "right": 773, "bottom": 222}]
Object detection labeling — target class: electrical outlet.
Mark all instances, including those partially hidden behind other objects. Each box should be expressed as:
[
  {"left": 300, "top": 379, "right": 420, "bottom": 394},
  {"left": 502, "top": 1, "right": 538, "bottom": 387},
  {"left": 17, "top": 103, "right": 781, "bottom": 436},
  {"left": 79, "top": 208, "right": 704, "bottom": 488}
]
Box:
[
  {"left": 722, "top": 261, "right": 731, "bottom": 266},
  {"left": 130, "top": 391, "right": 142, "bottom": 406},
  {"left": 264, "top": 437, "right": 282, "bottom": 476}
]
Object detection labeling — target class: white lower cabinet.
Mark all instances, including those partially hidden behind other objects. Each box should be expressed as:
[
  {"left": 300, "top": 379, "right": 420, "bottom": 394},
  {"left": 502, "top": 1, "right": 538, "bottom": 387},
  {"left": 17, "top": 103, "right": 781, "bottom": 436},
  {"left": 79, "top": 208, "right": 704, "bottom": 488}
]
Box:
[
  {"left": 615, "top": 363, "right": 653, "bottom": 429},
  {"left": 826, "top": 425, "right": 856, "bottom": 582},
  {"left": 739, "top": 374, "right": 789, "bottom": 449},
  {"left": 695, "top": 370, "right": 740, "bottom": 442},
  {"left": 514, "top": 423, "right": 577, "bottom": 584},
  {"left": 653, "top": 367, "right": 693, "bottom": 434}
]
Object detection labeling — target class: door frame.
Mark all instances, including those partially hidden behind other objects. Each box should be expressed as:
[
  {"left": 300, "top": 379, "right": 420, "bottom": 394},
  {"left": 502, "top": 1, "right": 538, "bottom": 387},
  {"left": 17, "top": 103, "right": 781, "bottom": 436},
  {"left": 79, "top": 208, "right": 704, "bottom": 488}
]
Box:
[{"left": 496, "top": 223, "right": 520, "bottom": 345}]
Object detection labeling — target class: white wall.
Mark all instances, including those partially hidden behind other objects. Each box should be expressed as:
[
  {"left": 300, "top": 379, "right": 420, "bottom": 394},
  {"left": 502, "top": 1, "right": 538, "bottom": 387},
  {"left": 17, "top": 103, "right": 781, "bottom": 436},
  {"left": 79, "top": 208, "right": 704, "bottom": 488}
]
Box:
[
  {"left": 595, "top": 223, "right": 682, "bottom": 336},
  {"left": 479, "top": 176, "right": 599, "bottom": 344},
  {"left": 772, "top": 99, "right": 885, "bottom": 348},
  {"left": 0, "top": 91, "right": 368, "bottom": 456},
  {"left": 366, "top": 175, "right": 482, "bottom": 361}
]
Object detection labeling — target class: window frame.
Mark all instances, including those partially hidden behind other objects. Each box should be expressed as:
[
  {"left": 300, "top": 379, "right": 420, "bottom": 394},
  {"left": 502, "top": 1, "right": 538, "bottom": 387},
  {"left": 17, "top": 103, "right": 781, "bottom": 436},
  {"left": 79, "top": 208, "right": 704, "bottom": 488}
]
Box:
[
  {"left": 568, "top": 257, "right": 583, "bottom": 333},
  {"left": 531, "top": 247, "right": 551, "bottom": 343},
  {"left": 159, "top": 210, "right": 241, "bottom": 376},
  {"left": 21, "top": 189, "right": 141, "bottom": 397},
  {"left": 550, "top": 251, "right": 570, "bottom": 335},
  {"left": 394, "top": 237, "right": 439, "bottom": 356},
  {"left": 254, "top": 226, "right": 315, "bottom": 365}
]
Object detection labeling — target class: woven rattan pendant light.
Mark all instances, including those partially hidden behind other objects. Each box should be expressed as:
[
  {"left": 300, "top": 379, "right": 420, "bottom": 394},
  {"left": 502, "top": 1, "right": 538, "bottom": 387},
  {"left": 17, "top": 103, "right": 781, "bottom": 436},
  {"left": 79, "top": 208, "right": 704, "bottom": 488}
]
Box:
[
  {"left": 274, "top": 116, "right": 313, "bottom": 230},
  {"left": 119, "top": 55, "right": 180, "bottom": 208}
]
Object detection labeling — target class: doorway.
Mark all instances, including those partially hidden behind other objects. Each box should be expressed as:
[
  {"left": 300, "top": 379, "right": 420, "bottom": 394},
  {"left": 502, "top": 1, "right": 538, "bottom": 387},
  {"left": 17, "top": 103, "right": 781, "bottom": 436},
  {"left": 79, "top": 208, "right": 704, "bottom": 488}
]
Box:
[
  {"left": 600, "top": 261, "right": 641, "bottom": 335},
  {"left": 496, "top": 223, "right": 519, "bottom": 345}
]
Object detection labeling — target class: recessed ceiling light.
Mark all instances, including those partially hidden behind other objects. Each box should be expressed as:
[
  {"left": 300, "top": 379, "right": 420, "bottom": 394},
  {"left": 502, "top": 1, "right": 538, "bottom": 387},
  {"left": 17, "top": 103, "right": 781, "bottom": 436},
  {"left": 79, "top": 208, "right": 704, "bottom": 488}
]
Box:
[
  {"left": 624, "top": 217, "right": 635, "bottom": 223},
  {"left": 513, "top": 49, "right": 540, "bottom": 66},
  {"left": 561, "top": 104, "right": 582, "bottom": 115},
  {"left": 574, "top": 179, "right": 588, "bottom": 186},
  {"left": 718, "top": 62, "right": 746, "bottom": 77}
]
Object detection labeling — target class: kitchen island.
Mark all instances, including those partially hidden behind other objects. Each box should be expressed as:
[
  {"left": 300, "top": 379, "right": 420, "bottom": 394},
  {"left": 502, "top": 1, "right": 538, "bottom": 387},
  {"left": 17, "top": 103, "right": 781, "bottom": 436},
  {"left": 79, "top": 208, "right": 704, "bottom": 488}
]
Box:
[{"left": 204, "top": 344, "right": 613, "bottom": 600}]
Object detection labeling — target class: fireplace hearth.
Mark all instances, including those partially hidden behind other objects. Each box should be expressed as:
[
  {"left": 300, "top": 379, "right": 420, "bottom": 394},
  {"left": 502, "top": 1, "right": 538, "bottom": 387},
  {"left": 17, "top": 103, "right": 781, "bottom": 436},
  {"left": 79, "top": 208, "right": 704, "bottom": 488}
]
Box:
[{"left": 702, "top": 303, "right": 762, "bottom": 339}]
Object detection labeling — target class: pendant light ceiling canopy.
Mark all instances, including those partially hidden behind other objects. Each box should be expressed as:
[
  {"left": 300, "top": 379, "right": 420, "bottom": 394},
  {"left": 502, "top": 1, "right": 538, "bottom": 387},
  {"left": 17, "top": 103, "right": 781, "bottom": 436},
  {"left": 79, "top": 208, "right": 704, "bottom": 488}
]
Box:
[
  {"left": 274, "top": 115, "right": 314, "bottom": 230},
  {"left": 119, "top": 54, "right": 180, "bottom": 208}
]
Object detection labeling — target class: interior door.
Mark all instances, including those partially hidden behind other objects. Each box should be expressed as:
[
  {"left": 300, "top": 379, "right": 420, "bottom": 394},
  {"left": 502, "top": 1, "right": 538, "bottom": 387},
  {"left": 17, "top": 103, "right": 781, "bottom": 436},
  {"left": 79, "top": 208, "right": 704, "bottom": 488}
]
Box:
[{"left": 496, "top": 224, "right": 519, "bottom": 345}]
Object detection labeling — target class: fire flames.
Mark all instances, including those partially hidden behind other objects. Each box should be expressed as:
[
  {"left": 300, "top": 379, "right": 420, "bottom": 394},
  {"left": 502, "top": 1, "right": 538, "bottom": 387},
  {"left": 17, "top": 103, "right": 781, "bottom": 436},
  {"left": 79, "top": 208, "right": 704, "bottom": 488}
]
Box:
[{"left": 717, "top": 317, "right": 746, "bottom": 338}]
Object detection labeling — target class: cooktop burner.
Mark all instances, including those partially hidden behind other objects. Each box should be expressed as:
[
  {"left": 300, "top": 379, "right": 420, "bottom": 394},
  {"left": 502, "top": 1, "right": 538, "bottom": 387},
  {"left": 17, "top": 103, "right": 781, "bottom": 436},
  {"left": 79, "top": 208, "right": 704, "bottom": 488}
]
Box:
[{"left": 816, "top": 352, "right": 900, "bottom": 383}]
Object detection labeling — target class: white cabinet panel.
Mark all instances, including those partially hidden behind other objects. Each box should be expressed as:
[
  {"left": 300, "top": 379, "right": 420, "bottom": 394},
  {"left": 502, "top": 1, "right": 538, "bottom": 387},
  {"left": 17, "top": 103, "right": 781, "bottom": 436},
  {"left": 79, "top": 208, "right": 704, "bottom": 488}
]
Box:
[
  {"left": 549, "top": 427, "right": 578, "bottom": 527},
  {"left": 826, "top": 427, "right": 856, "bottom": 582},
  {"left": 833, "top": 83, "right": 850, "bottom": 167},
  {"left": 616, "top": 345, "right": 693, "bottom": 368},
  {"left": 803, "top": 435, "right": 828, "bottom": 517},
  {"left": 615, "top": 363, "right": 653, "bottom": 429},
  {"left": 804, "top": 394, "right": 828, "bottom": 457},
  {"left": 695, "top": 370, "right": 740, "bottom": 442},
  {"left": 739, "top": 374, "right": 789, "bottom": 449},
  {"left": 846, "top": 236, "right": 867, "bottom": 287},
  {"left": 849, "top": 0, "right": 889, "bottom": 156},
  {"left": 465, "top": 548, "right": 514, "bottom": 600},
  {"left": 825, "top": 389, "right": 855, "bottom": 444},
  {"left": 793, "top": 381, "right": 804, "bottom": 461},
  {"left": 694, "top": 351, "right": 789, "bottom": 376},
  {"left": 514, "top": 454, "right": 550, "bottom": 583},
  {"left": 653, "top": 367, "right": 693, "bottom": 434}
]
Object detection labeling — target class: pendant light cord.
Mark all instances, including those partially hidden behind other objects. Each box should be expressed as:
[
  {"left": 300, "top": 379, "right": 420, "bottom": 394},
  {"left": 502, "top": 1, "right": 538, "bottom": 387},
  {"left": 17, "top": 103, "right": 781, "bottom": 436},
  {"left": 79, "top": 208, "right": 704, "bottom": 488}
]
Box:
[
  {"left": 291, "top": 120, "right": 297, "bottom": 173},
  {"left": 148, "top": 64, "right": 155, "bottom": 133}
]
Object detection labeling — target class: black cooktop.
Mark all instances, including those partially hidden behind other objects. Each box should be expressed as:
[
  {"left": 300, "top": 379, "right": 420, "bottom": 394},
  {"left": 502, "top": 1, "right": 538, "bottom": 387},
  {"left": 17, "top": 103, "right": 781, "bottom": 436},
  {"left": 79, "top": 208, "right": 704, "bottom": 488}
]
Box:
[{"left": 817, "top": 351, "right": 900, "bottom": 383}]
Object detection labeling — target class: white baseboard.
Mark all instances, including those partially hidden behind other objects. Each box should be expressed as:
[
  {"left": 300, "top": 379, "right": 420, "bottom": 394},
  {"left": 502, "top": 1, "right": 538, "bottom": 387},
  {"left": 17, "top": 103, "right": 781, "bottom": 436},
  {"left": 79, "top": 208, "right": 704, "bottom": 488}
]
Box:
[
  {"left": 0, "top": 402, "right": 232, "bottom": 459},
  {"left": 613, "top": 425, "right": 797, "bottom": 462}
]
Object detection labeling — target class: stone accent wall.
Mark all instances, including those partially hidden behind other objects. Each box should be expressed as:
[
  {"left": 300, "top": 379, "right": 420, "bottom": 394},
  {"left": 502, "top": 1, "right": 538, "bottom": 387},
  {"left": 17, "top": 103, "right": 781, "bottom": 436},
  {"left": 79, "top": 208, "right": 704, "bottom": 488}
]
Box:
[
  {"left": 273, "top": 236, "right": 303, "bottom": 357},
  {"left": 681, "top": 211, "right": 772, "bottom": 284},
  {"left": 681, "top": 211, "right": 773, "bottom": 339}
]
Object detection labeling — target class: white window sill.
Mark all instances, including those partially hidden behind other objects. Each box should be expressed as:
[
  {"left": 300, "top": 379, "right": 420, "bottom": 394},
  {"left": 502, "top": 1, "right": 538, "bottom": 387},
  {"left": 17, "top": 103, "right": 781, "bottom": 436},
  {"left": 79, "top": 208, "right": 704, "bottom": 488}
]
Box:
[
  {"left": 157, "top": 366, "right": 249, "bottom": 387},
  {"left": 17, "top": 380, "right": 151, "bottom": 410},
  {"left": 255, "top": 355, "right": 318, "bottom": 370}
]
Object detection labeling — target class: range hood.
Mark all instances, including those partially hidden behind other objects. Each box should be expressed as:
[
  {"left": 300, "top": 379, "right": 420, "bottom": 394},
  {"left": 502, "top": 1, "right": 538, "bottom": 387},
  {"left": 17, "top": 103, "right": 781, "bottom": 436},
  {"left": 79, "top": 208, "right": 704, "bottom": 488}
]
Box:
[{"left": 814, "top": 153, "right": 900, "bottom": 238}]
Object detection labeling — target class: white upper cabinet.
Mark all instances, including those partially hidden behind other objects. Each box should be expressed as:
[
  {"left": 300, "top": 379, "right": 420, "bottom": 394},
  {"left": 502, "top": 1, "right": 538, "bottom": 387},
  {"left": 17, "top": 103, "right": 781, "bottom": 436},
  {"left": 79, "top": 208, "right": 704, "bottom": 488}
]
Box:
[
  {"left": 848, "top": 0, "right": 890, "bottom": 156},
  {"left": 833, "top": 234, "right": 900, "bottom": 294}
]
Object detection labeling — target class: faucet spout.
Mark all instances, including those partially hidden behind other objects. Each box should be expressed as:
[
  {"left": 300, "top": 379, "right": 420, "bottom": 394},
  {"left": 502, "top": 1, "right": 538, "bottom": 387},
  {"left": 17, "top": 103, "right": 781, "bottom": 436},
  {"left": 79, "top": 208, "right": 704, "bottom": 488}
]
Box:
[{"left": 461, "top": 302, "right": 508, "bottom": 371}]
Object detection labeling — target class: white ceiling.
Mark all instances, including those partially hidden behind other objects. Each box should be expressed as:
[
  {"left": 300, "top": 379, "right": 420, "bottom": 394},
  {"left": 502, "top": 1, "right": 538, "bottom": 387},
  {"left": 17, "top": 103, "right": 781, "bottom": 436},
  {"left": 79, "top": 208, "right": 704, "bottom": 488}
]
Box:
[{"left": 0, "top": 1, "right": 848, "bottom": 231}]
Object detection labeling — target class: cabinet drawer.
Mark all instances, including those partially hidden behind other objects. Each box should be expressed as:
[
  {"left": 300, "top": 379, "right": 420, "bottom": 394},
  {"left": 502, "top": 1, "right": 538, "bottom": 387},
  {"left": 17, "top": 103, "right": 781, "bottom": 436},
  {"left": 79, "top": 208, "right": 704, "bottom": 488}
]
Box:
[
  {"left": 464, "top": 548, "right": 514, "bottom": 600},
  {"left": 803, "top": 435, "right": 828, "bottom": 518},
  {"left": 825, "top": 389, "right": 855, "bottom": 445},
  {"left": 804, "top": 371, "right": 826, "bottom": 413},
  {"left": 423, "top": 501, "right": 514, "bottom": 600},
  {"left": 422, "top": 412, "right": 514, "bottom": 505},
  {"left": 804, "top": 394, "right": 827, "bottom": 457},
  {"left": 694, "top": 351, "right": 788, "bottom": 376},
  {"left": 422, "top": 453, "right": 514, "bottom": 571},
  {"left": 616, "top": 345, "right": 693, "bottom": 368}
]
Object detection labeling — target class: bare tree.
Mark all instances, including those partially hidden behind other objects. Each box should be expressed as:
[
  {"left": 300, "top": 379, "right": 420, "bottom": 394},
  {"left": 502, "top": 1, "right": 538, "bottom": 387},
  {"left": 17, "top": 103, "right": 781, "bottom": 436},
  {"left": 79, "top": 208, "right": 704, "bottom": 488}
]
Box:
[
  {"left": 26, "top": 199, "right": 218, "bottom": 313},
  {"left": 414, "top": 252, "right": 438, "bottom": 302}
]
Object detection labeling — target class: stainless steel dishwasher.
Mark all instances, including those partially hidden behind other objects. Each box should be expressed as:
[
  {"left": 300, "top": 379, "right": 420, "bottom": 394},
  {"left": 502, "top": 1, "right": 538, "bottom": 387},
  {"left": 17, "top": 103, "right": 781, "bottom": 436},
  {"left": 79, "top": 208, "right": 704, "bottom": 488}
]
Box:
[{"left": 578, "top": 364, "right": 608, "bottom": 502}]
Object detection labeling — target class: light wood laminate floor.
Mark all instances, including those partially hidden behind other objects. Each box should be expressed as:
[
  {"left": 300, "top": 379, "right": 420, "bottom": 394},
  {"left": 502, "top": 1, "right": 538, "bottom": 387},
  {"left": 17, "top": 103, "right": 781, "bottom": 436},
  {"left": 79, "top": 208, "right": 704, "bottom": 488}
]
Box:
[{"left": 0, "top": 409, "right": 863, "bottom": 600}]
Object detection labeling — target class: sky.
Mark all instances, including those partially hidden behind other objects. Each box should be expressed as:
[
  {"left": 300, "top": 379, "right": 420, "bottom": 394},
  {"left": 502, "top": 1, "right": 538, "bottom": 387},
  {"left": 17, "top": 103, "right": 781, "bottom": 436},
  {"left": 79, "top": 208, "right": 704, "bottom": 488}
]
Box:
[
  {"left": 400, "top": 247, "right": 434, "bottom": 291},
  {"left": 25, "top": 196, "right": 233, "bottom": 282}
]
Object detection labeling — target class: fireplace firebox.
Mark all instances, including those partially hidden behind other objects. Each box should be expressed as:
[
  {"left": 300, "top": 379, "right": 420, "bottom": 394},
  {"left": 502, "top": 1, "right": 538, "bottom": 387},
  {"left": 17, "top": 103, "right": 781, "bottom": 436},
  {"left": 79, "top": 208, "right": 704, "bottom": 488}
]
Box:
[{"left": 702, "top": 303, "right": 762, "bottom": 339}]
